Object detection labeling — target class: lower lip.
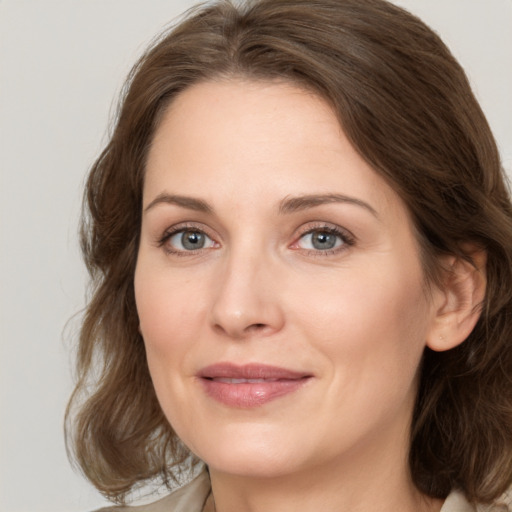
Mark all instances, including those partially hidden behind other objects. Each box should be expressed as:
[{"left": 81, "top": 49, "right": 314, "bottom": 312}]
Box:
[{"left": 199, "top": 378, "right": 310, "bottom": 408}]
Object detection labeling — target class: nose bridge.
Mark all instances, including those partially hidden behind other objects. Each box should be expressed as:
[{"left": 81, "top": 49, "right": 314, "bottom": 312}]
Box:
[{"left": 210, "top": 240, "right": 284, "bottom": 338}]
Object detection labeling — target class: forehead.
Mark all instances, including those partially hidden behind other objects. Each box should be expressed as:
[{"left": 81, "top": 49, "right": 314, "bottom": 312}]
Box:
[{"left": 144, "top": 79, "right": 403, "bottom": 218}]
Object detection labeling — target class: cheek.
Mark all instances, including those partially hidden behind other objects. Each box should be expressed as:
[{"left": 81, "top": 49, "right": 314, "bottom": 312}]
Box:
[
  {"left": 289, "top": 260, "right": 431, "bottom": 381},
  {"left": 293, "top": 267, "right": 430, "bottom": 438},
  {"left": 135, "top": 262, "right": 204, "bottom": 349},
  {"left": 134, "top": 263, "right": 206, "bottom": 422}
]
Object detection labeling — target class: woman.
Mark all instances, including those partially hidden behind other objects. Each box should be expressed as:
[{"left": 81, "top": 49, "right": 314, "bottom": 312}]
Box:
[{"left": 66, "top": 0, "right": 512, "bottom": 511}]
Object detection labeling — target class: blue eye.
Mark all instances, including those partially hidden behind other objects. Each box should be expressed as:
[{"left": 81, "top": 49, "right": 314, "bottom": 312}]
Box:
[
  {"left": 297, "top": 228, "right": 347, "bottom": 251},
  {"left": 165, "top": 229, "right": 216, "bottom": 252}
]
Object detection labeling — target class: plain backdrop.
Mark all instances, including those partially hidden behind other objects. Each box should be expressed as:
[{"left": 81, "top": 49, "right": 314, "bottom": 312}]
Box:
[{"left": 0, "top": 1, "right": 511, "bottom": 511}]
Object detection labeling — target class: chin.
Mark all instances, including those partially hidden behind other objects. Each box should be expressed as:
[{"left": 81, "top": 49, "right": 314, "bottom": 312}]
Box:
[
  {"left": 204, "top": 449, "right": 299, "bottom": 479},
  {"left": 186, "top": 424, "right": 308, "bottom": 479}
]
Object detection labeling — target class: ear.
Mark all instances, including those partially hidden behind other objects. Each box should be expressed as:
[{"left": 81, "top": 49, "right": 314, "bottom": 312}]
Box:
[{"left": 426, "top": 249, "right": 486, "bottom": 352}]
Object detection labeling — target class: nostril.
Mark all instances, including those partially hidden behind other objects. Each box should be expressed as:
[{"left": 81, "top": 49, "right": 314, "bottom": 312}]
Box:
[{"left": 247, "top": 323, "right": 267, "bottom": 331}]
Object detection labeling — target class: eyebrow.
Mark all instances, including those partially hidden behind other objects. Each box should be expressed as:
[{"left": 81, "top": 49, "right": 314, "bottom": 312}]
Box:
[
  {"left": 144, "top": 193, "right": 213, "bottom": 214},
  {"left": 278, "top": 193, "right": 378, "bottom": 217},
  {"left": 144, "top": 192, "right": 378, "bottom": 218}
]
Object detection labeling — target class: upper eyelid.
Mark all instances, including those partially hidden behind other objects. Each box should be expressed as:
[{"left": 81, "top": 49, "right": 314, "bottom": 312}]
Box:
[
  {"left": 157, "top": 222, "right": 218, "bottom": 246},
  {"left": 294, "top": 222, "right": 355, "bottom": 240},
  {"left": 161, "top": 222, "right": 214, "bottom": 236}
]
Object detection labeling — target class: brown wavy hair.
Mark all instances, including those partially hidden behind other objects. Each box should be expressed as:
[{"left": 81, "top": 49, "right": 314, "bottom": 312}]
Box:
[{"left": 66, "top": 0, "right": 512, "bottom": 504}]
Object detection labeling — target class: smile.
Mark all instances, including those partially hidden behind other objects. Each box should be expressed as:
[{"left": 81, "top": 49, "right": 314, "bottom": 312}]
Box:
[
  {"left": 197, "top": 363, "right": 312, "bottom": 408},
  {"left": 213, "top": 378, "right": 277, "bottom": 383}
]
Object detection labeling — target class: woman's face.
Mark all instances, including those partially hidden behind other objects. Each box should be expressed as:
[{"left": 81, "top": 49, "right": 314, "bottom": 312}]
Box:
[{"left": 135, "top": 80, "right": 441, "bottom": 479}]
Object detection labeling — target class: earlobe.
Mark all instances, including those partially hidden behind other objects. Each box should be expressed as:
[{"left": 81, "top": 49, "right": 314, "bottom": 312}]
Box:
[{"left": 426, "top": 250, "right": 486, "bottom": 352}]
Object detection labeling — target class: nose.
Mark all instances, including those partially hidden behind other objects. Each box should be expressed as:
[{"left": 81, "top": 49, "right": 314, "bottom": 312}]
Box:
[{"left": 210, "top": 250, "right": 285, "bottom": 340}]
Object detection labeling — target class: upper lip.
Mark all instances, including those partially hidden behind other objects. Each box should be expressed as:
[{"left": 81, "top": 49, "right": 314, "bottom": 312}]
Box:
[{"left": 198, "top": 363, "right": 311, "bottom": 380}]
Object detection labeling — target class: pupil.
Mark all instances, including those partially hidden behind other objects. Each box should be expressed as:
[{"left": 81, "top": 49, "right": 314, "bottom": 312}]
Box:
[
  {"left": 312, "top": 231, "right": 336, "bottom": 250},
  {"left": 182, "top": 231, "right": 205, "bottom": 250}
]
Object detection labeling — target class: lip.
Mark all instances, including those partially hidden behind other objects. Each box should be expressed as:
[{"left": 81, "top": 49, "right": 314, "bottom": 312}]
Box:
[{"left": 197, "top": 363, "right": 312, "bottom": 408}]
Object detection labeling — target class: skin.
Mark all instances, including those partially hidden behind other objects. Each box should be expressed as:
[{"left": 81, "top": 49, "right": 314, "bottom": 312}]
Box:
[{"left": 135, "top": 79, "right": 451, "bottom": 512}]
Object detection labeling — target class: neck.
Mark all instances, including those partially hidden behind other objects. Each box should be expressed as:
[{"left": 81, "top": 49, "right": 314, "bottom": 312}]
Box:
[
  {"left": 209, "top": 462, "right": 442, "bottom": 512},
  {"left": 207, "top": 421, "right": 443, "bottom": 512}
]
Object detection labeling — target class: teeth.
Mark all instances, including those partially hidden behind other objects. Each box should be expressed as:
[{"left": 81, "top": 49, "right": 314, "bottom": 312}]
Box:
[{"left": 214, "top": 378, "right": 274, "bottom": 384}]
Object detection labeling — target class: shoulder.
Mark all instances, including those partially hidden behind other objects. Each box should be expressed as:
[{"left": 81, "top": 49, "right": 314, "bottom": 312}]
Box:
[
  {"left": 92, "top": 470, "right": 211, "bottom": 512},
  {"left": 442, "top": 489, "right": 512, "bottom": 512}
]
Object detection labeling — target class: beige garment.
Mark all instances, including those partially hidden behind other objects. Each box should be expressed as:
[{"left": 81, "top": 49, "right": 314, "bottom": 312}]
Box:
[
  {"left": 94, "top": 470, "right": 511, "bottom": 512},
  {"left": 442, "top": 489, "right": 512, "bottom": 512},
  {"left": 93, "top": 471, "right": 211, "bottom": 512}
]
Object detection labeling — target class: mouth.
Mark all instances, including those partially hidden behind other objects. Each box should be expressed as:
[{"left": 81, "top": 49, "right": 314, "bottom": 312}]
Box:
[{"left": 197, "top": 363, "right": 313, "bottom": 408}]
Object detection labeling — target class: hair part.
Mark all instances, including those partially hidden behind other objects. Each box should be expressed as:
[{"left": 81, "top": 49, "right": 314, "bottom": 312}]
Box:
[{"left": 66, "top": 0, "right": 512, "bottom": 504}]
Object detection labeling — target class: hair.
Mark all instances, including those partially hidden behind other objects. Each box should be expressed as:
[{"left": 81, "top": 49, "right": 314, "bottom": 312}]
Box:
[{"left": 66, "top": 0, "right": 512, "bottom": 505}]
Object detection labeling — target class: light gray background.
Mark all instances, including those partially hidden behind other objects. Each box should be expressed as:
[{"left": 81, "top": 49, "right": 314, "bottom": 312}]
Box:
[{"left": 1, "top": 1, "right": 511, "bottom": 511}]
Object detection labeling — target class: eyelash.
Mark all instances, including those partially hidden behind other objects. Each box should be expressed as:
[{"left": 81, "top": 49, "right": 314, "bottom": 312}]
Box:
[
  {"left": 292, "top": 223, "right": 356, "bottom": 256},
  {"left": 157, "top": 222, "right": 356, "bottom": 257},
  {"left": 157, "top": 223, "right": 217, "bottom": 256}
]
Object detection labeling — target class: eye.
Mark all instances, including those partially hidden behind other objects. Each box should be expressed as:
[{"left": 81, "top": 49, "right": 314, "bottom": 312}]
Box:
[
  {"left": 160, "top": 227, "right": 217, "bottom": 254},
  {"left": 293, "top": 226, "right": 354, "bottom": 254},
  {"left": 299, "top": 230, "right": 342, "bottom": 250}
]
